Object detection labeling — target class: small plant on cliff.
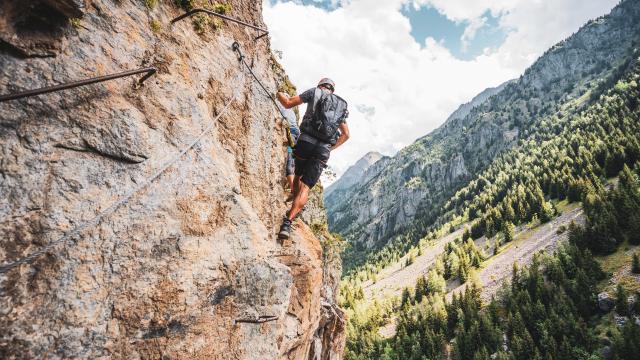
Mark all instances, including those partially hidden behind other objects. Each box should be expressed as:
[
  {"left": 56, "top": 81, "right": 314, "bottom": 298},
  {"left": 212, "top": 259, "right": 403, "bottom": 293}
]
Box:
[
  {"left": 144, "top": 0, "right": 157, "bottom": 9},
  {"left": 310, "top": 222, "right": 346, "bottom": 261},
  {"left": 172, "top": 0, "right": 232, "bottom": 34},
  {"left": 211, "top": 3, "right": 232, "bottom": 14},
  {"left": 69, "top": 18, "right": 82, "bottom": 29},
  {"left": 174, "top": 1, "right": 232, "bottom": 35},
  {"left": 278, "top": 78, "right": 297, "bottom": 97},
  {"left": 192, "top": 14, "right": 210, "bottom": 34},
  {"left": 150, "top": 19, "right": 162, "bottom": 33},
  {"left": 323, "top": 232, "right": 347, "bottom": 261}
]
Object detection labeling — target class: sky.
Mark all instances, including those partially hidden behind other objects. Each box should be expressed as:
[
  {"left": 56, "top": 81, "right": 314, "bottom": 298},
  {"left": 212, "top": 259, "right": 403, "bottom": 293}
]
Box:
[{"left": 262, "top": 0, "right": 619, "bottom": 182}]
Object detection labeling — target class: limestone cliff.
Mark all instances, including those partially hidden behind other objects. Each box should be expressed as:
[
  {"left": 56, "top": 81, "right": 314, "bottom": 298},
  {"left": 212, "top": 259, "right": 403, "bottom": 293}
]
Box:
[{"left": 0, "top": 1, "right": 345, "bottom": 358}]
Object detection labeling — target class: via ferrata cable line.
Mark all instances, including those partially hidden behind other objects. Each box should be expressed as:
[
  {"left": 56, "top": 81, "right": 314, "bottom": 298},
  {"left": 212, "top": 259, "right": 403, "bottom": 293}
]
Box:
[{"left": 171, "top": 8, "right": 269, "bottom": 41}]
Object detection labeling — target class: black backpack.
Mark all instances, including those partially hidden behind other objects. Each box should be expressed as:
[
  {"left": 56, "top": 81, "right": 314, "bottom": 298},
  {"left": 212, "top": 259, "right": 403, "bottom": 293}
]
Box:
[{"left": 301, "top": 88, "right": 348, "bottom": 145}]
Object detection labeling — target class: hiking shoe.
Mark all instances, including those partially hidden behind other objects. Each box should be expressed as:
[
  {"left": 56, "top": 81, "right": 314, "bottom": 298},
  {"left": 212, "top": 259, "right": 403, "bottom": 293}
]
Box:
[{"left": 278, "top": 218, "right": 293, "bottom": 240}]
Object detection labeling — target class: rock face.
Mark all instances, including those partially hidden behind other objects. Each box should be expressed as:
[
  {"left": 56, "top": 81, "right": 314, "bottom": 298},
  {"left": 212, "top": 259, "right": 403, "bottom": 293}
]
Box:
[
  {"left": 0, "top": 1, "right": 344, "bottom": 358},
  {"left": 0, "top": 1, "right": 86, "bottom": 57},
  {"left": 328, "top": 0, "right": 640, "bottom": 270}
]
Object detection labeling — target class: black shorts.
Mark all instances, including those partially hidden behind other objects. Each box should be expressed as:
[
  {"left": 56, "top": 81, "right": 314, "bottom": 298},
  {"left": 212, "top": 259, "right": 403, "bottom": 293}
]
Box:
[{"left": 293, "top": 140, "right": 330, "bottom": 188}]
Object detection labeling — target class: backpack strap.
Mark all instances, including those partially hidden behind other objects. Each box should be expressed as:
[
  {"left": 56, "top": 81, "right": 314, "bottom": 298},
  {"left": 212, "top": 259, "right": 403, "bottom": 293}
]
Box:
[
  {"left": 311, "top": 87, "right": 323, "bottom": 116},
  {"left": 312, "top": 87, "right": 335, "bottom": 122}
]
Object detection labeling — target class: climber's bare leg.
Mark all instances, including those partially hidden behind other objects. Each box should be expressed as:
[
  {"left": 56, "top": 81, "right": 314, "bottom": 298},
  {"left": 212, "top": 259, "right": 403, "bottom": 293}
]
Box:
[
  {"left": 292, "top": 175, "right": 302, "bottom": 197},
  {"left": 288, "top": 181, "right": 309, "bottom": 221}
]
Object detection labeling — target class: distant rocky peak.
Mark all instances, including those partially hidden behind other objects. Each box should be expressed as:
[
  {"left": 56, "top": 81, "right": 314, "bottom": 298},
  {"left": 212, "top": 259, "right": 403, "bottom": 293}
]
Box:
[
  {"left": 356, "top": 151, "right": 384, "bottom": 167},
  {"left": 325, "top": 151, "right": 385, "bottom": 198}
]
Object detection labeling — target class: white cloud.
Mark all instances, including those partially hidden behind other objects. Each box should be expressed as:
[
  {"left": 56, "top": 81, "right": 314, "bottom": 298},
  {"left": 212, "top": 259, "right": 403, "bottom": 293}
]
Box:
[
  {"left": 263, "top": 0, "right": 618, "bottom": 181},
  {"left": 460, "top": 16, "right": 487, "bottom": 53},
  {"left": 409, "top": 0, "right": 509, "bottom": 22}
]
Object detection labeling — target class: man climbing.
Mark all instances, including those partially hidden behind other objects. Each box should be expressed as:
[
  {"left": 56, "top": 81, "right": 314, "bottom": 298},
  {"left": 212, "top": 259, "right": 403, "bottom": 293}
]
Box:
[{"left": 276, "top": 78, "right": 350, "bottom": 240}]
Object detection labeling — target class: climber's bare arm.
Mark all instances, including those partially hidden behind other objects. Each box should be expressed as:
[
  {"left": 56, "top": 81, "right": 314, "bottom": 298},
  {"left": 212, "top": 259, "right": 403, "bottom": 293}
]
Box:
[
  {"left": 276, "top": 92, "right": 303, "bottom": 109},
  {"left": 330, "top": 123, "right": 350, "bottom": 151}
]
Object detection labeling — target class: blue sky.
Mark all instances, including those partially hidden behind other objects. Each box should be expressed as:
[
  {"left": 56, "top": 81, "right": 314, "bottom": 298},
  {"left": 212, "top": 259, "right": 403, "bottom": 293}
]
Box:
[{"left": 401, "top": 5, "right": 508, "bottom": 60}]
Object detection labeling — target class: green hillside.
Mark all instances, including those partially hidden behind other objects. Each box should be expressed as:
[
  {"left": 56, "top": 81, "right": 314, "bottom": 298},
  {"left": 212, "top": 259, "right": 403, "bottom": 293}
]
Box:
[
  {"left": 344, "top": 161, "right": 640, "bottom": 359},
  {"left": 332, "top": 0, "right": 640, "bottom": 276},
  {"left": 327, "top": 0, "right": 640, "bottom": 272}
]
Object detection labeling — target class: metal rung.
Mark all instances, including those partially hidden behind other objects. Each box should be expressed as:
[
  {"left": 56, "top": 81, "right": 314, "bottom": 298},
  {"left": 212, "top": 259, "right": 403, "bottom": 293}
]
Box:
[
  {"left": 0, "top": 67, "right": 157, "bottom": 103},
  {"left": 234, "top": 315, "right": 278, "bottom": 324},
  {"left": 171, "top": 8, "right": 268, "bottom": 41}
]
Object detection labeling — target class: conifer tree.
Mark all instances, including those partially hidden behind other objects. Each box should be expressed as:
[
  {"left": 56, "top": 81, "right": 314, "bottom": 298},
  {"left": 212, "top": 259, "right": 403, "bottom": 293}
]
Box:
[
  {"left": 427, "top": 269, "right": 446, "bottom": 294},
  {"left": 401, "top": 287, "right": 412, "bottom": 307},
  {"left": 614, "top": 165, "right": 640, "bottom": 244},
  {"left": 503, "top": 222, "right": 515, "bottom": 243},
  {"left": 616, "top": 284, "right": 629, "bottom": 316},
  {"left": 415, "top": 275, "right": 426, "bottom": 303}
]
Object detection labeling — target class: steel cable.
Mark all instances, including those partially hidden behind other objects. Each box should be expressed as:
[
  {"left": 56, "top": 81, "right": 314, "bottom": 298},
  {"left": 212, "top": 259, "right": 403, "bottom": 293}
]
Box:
[
  {"left": 0, "top": 67, "right": 157, "bottom": 103},
  {"left": 171, "top": 8, "right": 269, "bottom": 41}
]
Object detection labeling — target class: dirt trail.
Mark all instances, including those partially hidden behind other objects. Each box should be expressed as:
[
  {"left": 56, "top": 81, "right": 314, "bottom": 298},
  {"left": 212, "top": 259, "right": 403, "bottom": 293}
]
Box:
[
  {"left": 363, "top": 227, "right": 465, "bottom": 300},
  {"left": 448, "top": 207, "right": 585, "bottom": 302}
]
